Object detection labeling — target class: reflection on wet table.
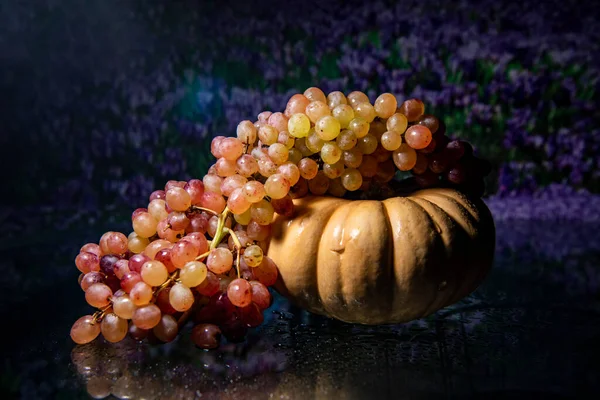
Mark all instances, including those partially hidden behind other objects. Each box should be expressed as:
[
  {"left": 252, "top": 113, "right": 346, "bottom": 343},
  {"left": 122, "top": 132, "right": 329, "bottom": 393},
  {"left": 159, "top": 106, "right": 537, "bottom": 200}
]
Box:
[{"left": 5, "top": 219, "right": 600, "bottom": 399}]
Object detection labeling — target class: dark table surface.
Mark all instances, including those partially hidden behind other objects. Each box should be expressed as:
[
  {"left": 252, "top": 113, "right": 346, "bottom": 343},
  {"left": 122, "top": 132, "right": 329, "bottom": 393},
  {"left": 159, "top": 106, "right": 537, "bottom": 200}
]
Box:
[{"left": 2, "top": 217, "right": 600, "bottom": 399}]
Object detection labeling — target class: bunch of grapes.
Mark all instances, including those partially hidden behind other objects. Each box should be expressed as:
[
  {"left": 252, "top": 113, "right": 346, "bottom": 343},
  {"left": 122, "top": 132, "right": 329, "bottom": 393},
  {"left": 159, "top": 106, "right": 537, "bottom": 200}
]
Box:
[
  {"left": 71, "top": 179, "right": 276, "bottom": 348},
  {"left": 71, "top": 87, "right": 490, "bottom": 349}
]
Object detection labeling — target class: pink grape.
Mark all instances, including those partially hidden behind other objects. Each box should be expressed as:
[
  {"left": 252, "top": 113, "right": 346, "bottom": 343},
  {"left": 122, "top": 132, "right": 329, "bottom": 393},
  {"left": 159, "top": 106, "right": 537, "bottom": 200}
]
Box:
[
  {"left": 157, "top": 219, "right": 184, "bottom": 242},
  {"left": 131, "top": 208, "right": 147, "bottom": 222},
  {"left": 200, "top": 191, "right": 226, "bottom": 213},
  {"left": 71, "top": 315, "right": 101, "bottom": 344},
  {"left": 257, "top": 111, "right": 272, "bottom": 123},
  {"left": 167, "top": 211, "right": 190, "bottom": 231},
  {"left": 153, "top": 314, "right": 179, "bottom": 343},
  {"left": 219, "top": 137, "right": 244, "bottom": 161},
  {"left": 253, "top": 256, "right": 278, "bottom": 286},
  {"left": 130, "top": 281, "right": 153, "bottom": 306},
  {"left": 80, "top": 243, "right": 101, "bottom": 258},
  {"left": 258, "top": 157, "right": 278, "bottom": 177},
  {"left": 202, "top": 174, "right": 222, "bottom": 194},
  {"left": 120, "top": 272, "right": 143, "bottom": 293},
  {"left": 237, "top": 120, "right": 257, "bottom": 144},
  {"left": 154, "top": 248, "right": 177, "bottom": 273},
  {"left": 236, "top": 154, "right": 259, "bottom": 177},
  {"left": 195, "top": 271, "right": 220, "bottom": 296},
  {"left": 183, "top": 232, "right": 209, "bottom": 255},
  {"left": 267, "top": 112, "right": 289, "bottom": 132},
  {"left": 132, "top": 212, "right": 158, "bottom": 238},
  {"left": 169, "top": 283, "right": 195, "bottom": 312},
  {"left": 85, "top": 283, "right": 112, "bottom": 308},
  {"left": 327, "top": 91, "right": 347, "bottom": 108},
  {"left": 75, "top": 252, "right": 100, "bottom": 274},
  {"left": 404, "top": 125, "right": 432, "bottom": 150},
  {"left": 284, "top": 94, "right": 310, "bottom": 117},
  {"left": 250, "top": 199, "right": 275, "bottom": 225},
  {"left": 113, "top": 259, "right": 130, "bottom": 279},
  {"left": 277, "top": 162, "right": 301, "bottom": 186},
  {"left": 80, "top": 271, "right": 104, "bottom": 291},
  {"left": 171, "top": 240, "right": 200, "bottom": 269},
  {"left": 305, "top": 100, "right": 331, "bottom": 123},
  {"left": 304, "top": 87, "right": 327, "bottom": 103},
  {"left": 165, "top": 180, "right": 187, "bottom": 191},
  {"left": 129, "top": 254, "right": 150, "bottom": 273},
  {"left": 227, "top": 278, "right": 252, "bottom": 307},
  {"left": 250, "top": 281, "right": 271, "bottom": 310},
  {"left": 215, "top": 158, "right": 237, "bottom": 177},
  {"left": 105, "top": 232, "right": 128, "bottom": 255},
  {"left": 149, "top": 190, "right": 166, "bottom": 201},
  {"left": 264, "top": 174, "right": 291, "bottom": 199},
  {"left": 142, "top": 239, "right": 171, "bottom": 259},
  {"left": 242, "top": 181, "right": 266, "bottom": 203},
  {"left": 258, "top": 124, "right": 279, "bottom": 145},
  {"left": 156, "top": 287, "right": 178, "bottom": 315},
  {"left": 298, "top": 158, "right": 318, "bottom": 180},
  {"left": 186, "top": 213, "right": 210, "bottom": 234},
  {"left": 221, "top": 175, "right": 247, "bottom": 197},
  {"left": 278, "top": 131, "right": 295, "bottom": 149},
  {"left": 227, "top": 188, "right": 252, "bottom": 214},
  {"left": 206, "top": 248, "right": 233, "bottom": 274},
  {"left": 132, "top": 304, "right": 162, "bottom": 330},
  {"left": 246, "top": 220, "right": 271, "bottom": 241},
  {"left": 184, "top": 179, "right": 204, "bottom": 205},
  {"left": 211, "top": 136, "right": 226, "bottom": 158}
]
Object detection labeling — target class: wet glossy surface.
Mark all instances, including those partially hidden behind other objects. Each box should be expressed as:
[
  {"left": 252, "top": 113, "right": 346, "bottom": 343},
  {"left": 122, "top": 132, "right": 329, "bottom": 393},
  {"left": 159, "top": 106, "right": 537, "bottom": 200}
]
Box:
[{"left": 3, "top": 217, "right": 600, "bottom": 399}]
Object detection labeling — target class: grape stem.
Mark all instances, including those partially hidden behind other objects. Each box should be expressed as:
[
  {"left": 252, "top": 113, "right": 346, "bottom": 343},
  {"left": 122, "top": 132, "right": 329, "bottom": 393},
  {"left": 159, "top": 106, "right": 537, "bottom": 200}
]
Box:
[
  {"left": 91, "top": 303, "right": 112, "bottom": 324},
  {"left": 177, "top": 308, "right": 193, "bottom": 329},
  {"left": 154, "top": 270, "right": 180, "bottom": 299},
  {"left": 190, "top": 206, "right": 220, "bottom": 216},
  {"left": 209, "top": 207, "right": 231, "bottom": 250},
  {"left": 194, "top": 250, "right": 211, "bottom": 261},
  {"left": 224, "top": 227, "right": 242, "bottom": 279}
]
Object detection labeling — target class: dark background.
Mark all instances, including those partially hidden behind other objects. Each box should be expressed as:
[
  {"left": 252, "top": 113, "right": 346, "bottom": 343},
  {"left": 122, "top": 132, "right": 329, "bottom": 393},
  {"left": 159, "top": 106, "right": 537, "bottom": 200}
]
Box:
[{"left": 1, "top": 0, "right": 600, "bottom": 398}]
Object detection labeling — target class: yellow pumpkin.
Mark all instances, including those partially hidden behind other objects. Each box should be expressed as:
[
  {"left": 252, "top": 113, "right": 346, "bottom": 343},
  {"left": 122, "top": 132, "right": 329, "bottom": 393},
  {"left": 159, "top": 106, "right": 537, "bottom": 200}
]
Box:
[{"left": 267, "top": 188, "right": 495, "bottom": 325}]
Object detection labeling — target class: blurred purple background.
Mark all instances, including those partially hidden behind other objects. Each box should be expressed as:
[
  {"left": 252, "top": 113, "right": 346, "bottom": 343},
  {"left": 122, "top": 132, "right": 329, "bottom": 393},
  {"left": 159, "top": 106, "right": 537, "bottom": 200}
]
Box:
[
  {"left": 2, "top": 0, "right": 599, "bottom": 296},
  {"left": 2, "top": 0, "right": 600, "bottom": 397}
]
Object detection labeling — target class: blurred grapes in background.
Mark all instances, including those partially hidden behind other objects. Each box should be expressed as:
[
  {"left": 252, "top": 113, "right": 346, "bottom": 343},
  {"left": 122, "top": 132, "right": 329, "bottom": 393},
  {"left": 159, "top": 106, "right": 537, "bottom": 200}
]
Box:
[{"left": 1, "top": 0, "right": 600, "bottom": 396}]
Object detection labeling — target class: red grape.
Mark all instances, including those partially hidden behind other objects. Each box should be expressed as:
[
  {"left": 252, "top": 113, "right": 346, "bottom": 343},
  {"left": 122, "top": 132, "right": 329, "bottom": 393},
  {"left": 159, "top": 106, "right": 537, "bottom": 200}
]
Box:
[
  {"left": 191, "top": 324, "right": 222, "bottom": 349},
  {"left": 240, "top": 303, "right": 264, "bottom": 328},
  {"left": 249, "top": 281, "right": 271, "bottom": 310},
  {"left": 253, "top": 257, "right": 278, "bottom": 286},
  {"left": 195, "top": 271, "right": 220, "bottom": 297}
]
